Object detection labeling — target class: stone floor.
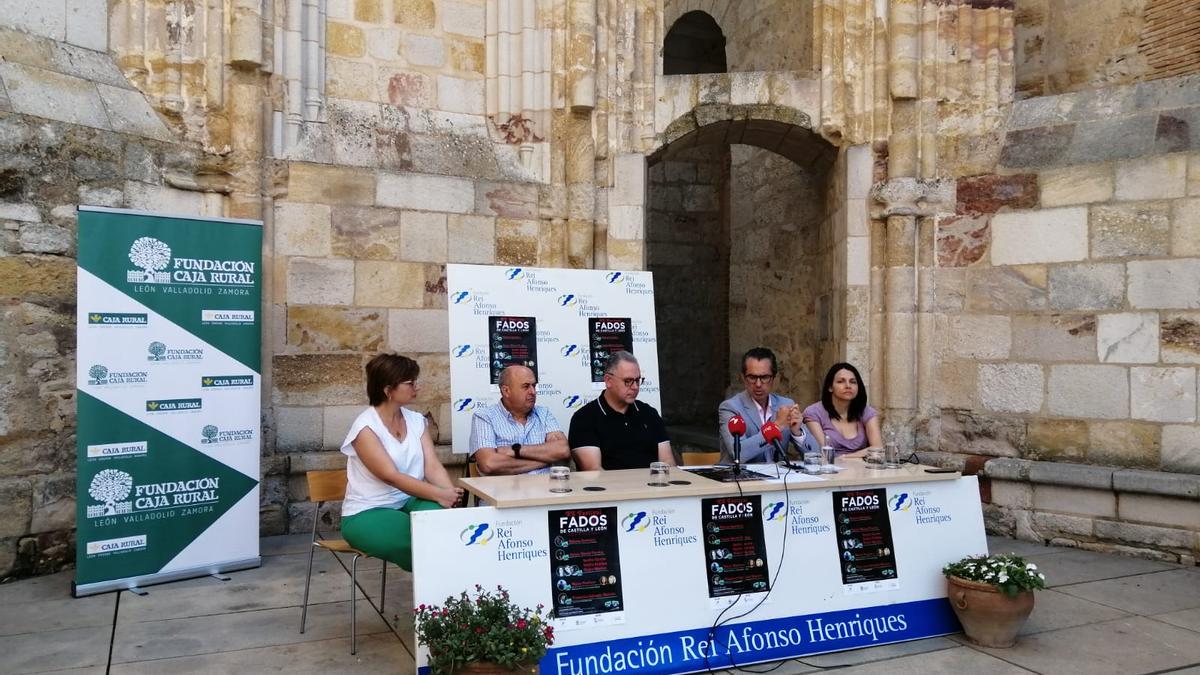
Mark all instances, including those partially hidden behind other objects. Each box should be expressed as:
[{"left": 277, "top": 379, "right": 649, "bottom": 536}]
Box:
[{"left": 1, "top": 535, "right": 1198, "bottom": 674}]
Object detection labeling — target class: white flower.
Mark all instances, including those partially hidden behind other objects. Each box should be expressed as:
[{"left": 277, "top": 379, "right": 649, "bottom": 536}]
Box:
[
  {"left": 1026, "top": 563, "right": 1037, "bottom": 570},
  {"left": 998, "top": 573, "right": 1009, "bottom": 583},
  {"left": 1037, "top": 573, "right": 1045, "bottom": 580}
]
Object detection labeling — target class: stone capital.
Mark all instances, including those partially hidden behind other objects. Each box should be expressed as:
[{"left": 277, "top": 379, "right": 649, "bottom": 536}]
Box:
[{"left": 870, "top": 177, "right": 956, "bottom": 218}]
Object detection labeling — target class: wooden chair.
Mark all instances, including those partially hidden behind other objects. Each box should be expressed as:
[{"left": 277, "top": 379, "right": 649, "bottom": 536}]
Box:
[
  {"left": 681, "top": 451, "right": 721, "bottom": 466},
  {"left": 298, "top": 469, "right": 385, "bottom": 655}
]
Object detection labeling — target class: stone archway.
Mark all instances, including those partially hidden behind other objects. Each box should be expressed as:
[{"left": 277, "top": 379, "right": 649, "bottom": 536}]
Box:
[{"left": 646, "top": 104, "right": 839, "bottom": 431}]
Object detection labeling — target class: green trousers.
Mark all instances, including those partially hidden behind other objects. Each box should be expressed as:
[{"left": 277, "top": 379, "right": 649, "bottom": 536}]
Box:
[{"left": 341, "top": 498, "right": 443, "bottom": 571}]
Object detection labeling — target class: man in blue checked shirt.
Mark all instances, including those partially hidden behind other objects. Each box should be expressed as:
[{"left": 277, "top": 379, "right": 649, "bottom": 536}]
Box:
[{"left": 469, "top": 365, "right": 570, "bottom": 475}]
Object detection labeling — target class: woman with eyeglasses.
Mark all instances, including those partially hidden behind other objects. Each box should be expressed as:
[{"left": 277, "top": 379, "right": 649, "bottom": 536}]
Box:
[
  {"left": 802, "top": 362, "right": 883, "bottom": 454},
  {"left": 339, "top": 353, "right": 464, "bottom": 571}
]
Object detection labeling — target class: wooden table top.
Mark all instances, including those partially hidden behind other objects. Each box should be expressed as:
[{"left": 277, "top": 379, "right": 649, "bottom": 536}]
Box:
[{"left": 458, "top": 456, "right": 960, "bottom": 508}]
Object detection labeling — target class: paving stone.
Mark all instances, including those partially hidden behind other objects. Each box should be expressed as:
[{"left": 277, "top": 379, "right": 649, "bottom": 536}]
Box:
[
  {"left": 260, "top": 533, "right": 313, "bottom": 557},
  {"left": 987, "top": 535, "right": 1065, "bottom": 558},
  {"left": 1058, "top": 569, "right": 1200, "bottom": 616},
  {"left": 796, "top": 637, "right": 958, "bottom": 668},
  {"left": 108, "top": 633, "right": 411, "bottom": 674},
  {"left": 973, "top": 615, "right": 1200, "bottom": 674},
  {"left": 1025, "top": 548, "right": 1176, "bottom": 587},
  {"left": 1152, "top": 607, "right": 1200, "bottom": 633},
  {"left": 0, "top": 625, "right": 111, "bottom": 673},
  {"left": 826, "top": 645, "right": 1033, "bottom": 674},
  {"left": 1019, "top": 588, "right": 1131, "bottom": 635}
]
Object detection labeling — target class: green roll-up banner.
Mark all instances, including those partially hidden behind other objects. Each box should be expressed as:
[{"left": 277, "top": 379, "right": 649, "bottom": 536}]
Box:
[{"left": 74, "top": 207, "right": 262, "bottom": 597}]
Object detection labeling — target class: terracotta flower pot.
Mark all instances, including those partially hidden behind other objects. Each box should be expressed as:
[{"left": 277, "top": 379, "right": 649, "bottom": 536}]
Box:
[
  {"left": 947, "top": 575, "right": 1035, "bottom": 648},
  {"left": 453, "top": 661, "right": 536, "bottom": 675}
]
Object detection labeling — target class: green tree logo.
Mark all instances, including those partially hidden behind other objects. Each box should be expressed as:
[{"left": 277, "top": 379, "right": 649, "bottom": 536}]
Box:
[
  {"left": 128, "top": 237, "right": 171, "bottom": 283},
  {"left": 148, "top": 341, "right": 167, "bottom": 360},
  {"left": 202, "top": 425, "right": 219, "bottom": 443},
  {"left": 88, "top": 469, "right": 133, "bottom": 516},
  {"left": 88, "top": 365, "right": 108, "bottom": 383}
]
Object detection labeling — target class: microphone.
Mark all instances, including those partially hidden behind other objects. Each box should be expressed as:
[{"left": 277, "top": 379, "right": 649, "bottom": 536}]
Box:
[
  {"left": 761, "top": 421, "right": 786, "bottom": 463},
  {"left": 727, "top": 416, "right": 746, "bottom": 475}
]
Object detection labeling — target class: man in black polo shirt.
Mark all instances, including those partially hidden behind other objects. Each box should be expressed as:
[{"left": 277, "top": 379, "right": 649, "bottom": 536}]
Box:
[{"left": 569, "top": 351, "right": 674, "bottom": 470}]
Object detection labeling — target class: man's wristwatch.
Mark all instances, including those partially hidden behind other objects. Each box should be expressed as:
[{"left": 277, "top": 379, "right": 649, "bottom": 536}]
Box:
[{"left": 511, "top": 443, "right": 522, "bottom": 458}]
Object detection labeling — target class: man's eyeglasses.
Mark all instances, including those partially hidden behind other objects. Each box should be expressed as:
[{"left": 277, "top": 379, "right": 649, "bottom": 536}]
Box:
[
  {"left": 610, "top": 376, "right": 645, "bottom": 387},
  {"left": 743, "top": 374, "right": 775, "bottom": 384}
]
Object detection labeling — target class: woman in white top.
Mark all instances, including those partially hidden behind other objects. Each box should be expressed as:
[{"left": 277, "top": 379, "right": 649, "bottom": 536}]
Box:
[{"left": 339, "top": 353, "right": 463, "bottom": 571}]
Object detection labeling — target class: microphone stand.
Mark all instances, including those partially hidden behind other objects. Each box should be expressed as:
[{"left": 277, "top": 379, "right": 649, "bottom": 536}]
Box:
[{"left": 732, "top": 434, "right": 742, "bottom": 477}]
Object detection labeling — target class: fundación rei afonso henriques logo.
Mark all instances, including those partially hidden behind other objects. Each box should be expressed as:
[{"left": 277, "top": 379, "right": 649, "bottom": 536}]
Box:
[{"left": 461, "top": 523, "right": 493, "bottom": 546}]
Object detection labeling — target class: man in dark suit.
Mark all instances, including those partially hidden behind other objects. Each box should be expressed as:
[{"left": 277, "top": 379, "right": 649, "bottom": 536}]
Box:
[{"left": 717, "top": 347, "right": 819, "bottom": 464}]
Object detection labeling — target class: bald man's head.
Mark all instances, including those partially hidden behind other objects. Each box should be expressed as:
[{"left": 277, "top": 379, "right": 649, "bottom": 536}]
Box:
[{"left": 499, "top": 365, "right": 537, "bottom": 416}]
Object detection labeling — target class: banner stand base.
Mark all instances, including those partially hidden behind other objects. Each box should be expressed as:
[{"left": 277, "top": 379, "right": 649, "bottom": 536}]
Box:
[{"left": 72, "top": 556, "right": 261, "bottom": 598}]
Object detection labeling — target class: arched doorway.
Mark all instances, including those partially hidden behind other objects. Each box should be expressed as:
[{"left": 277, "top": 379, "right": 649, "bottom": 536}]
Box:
[
  {"left": 663, "top": 10, "right": 727, "bottom": 75},
  {"left": 646, "top": 106, "right": 837, "bottom": 433}
]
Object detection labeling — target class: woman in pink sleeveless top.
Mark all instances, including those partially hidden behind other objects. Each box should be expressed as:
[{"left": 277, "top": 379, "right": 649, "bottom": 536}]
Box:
[{"left": 802, "top": 362, "right": 883, "bottom": 453}]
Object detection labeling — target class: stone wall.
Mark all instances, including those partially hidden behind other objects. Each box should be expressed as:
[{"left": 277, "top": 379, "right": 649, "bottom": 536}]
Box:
[
  {"left": 647, "top": 145, "right": 728, "bottom": 426},
  {"left": 0, "top": 15, "right": 207, "bottom": 577},
  {"left": 1015, "top": 0, "right": 1200, "bottom": 99},
  {"left": 728, "top": 145, "right": 824, "bottom": 403},
  {"left": 664, "top": 0, "right": 814, "bottom": 74}
]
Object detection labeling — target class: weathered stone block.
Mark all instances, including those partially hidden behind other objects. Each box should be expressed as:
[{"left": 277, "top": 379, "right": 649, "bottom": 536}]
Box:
[
  {"left": 354, "top": 260, "right": 425, "bottom": 308},
  {"left": 273, "top": 406, "right": 323, "bottom": 452},
  {"left": 1128, "top": 260, "right": 1200, "bottom": 310},
  {"left": 0, "top": 480, "right": 32, "bottom": 538},
  {"left": 286, "top": 306, "right": 386, "bottom": 352},
  {"left": 1011, "top": 314, "right": 1096, "bottom": 362},
  {"left": 998, "top": 125, "right": 1074, "bottom": 168},
  {"left": 18, "top": 222, "right": 70, "bottom": 255},
  {"left": 394, "top": 0, "right": 435, "bottom": 28},
  {"left": 287, "top": 163, "right": 375, "bottom": 205},
  {"left": 939, "top": 314, "right": 1011, "bottom": 359},
  {"left": 1088, "top": 420, "right": 1161, "bottom": 468},
  {"left": 1114, "top": 154, "right": 1187, "bottom": 201},
  {"left": 448, "top": 214, "right": 494, "bottom": 264},
  {"left": 1032, "top": 512, "right": 1094, "bottom": 538},
  {"left": 1114, "top": 469, "right": 1200, "bottom": 499},
  {"left": 991, "top": 207, "right": 1088, "bottom": 265},
  {"left": 967, "top": 266, "right": 1048, "bottom": 311},
  {"left": 366, "top": 27, "right": 401, "bottom": 61},
  {"left": 448, "top": 36, "right": 485, "bottom": 74},
  {"left": 475, "top": 181, "right": 538, "bottom": 219},
  {"left": 0, "top": 62, "right": 109, "bottom": 130},
  {"left": 1027, "top": 419, "right": 1089, "bottom": 462},
  {"left": 957, "top": 173, "right": 1038, "bottom": 215},
  {"left": 1094, "top": 520, "right": 1195, "bottom": 549},
  {"left": 1189, "top": 153, "right": 1200, "bottom": 196},
  {"left": 979, "top": 363, "right": 1044, "bottom": 414},
  {"left": 388, "top": 308, "right": 448, "bottom": 353},
  {"left": 990, "top": 479, "right": 1033, "bottom": 509},
  {"left": 936, "top": 214, "right": 991, "bottom": 268},
  {"left": 382, "top": 70, "right": 432, "bottom": 108},
  {"left": 330, "top": 206, "right": 400, "bottom": 260},
  {"left": 1065, "top": 114, "right": 1157, "bottom": 165},
  {"left": 290, "top": 450, "right": 349, "bottom": 474},
  {"left": 1039, "top": 163, "right": 1114, "bottom": 207},
  {"left": 1161, "top": 425, "right": 1200, "bottom": 474},
  {"left": 1032, "top": 484, "right": 1116, "bottom": 518},
  {"left": 1172, "top": 198, "right": 1200, "bottom": 257},
  {"left": 275, "top": 202, "right": 332, "bottom": 257},
  {"left": 355, "top": 0, "right": 383, "bottom": 22},
  {"left": 1118, "top": 494, "right": 1200, "bottom": 531},
  {"left": 436, "top": 75, "right": 484, "bottom": 114},
  {"left": 982, "top": 457, "right": 1032, "bottom": 481},
  {"left": 400, "top": 211, "right": 448, "bottom": 262},
  {"left": 606, "top": 238, "right": 644, "bottom": 270},
  {"left": 1090, "top": 201, "right": 1171, "bottom": 258},
  {"left": 327, "top": 22, "right": 366, "bottom": 58},
  {"left": 1048, "top": 364, "right": 1128, "bottom": 418},
  {"left": 495, "top": 218, "right": 538, "bottom": 265},
  {"left": 273, "top": 354, "right": 365, "bottom": 406},
  {"left": 29, "top": 474, "right": 73, "bottom": 534},
  {"left": 441, "top": 0, "right": 484, "bottom": 36},
  {"left": 286, "top": 258, "right": 354, "bottom": 306},
  {"left": 1046, "top": 262, "right": 1122, "bottom": 311},
  {"left": 327, "top": 57, "right": 376, "bottom": 101},
  {"left": 1163, "top": 312, "right": 1200, "bottom": 364},
  {"left": 0, "top": 255, "right": 75, "bottom": 303},
  {"left": 936, "top": 411, "right": 1026, "bottom": 458},
  {"left": 377, "top": 172, "right": 473, "bottom": 213},
  {"left": 1097, "top": 312, "right": 1160, "bottom": 364},
  {"left": 413, "top": 353, "right": 451, "bottom": 403},
  {"left": 1131, "top": 367, "right": 1197, "bottom": 423},
  {"left": 402, "top": 32, "right": 445, "bottom": 69},
  {"left": 932, "top": 358, "right": 977, "bottom": 409},
  {"left": 323, "top": 406, "right": 363, "bottom": 451},
  {"left": 0, "top": 2, "right": 65, "bottom": 41}
]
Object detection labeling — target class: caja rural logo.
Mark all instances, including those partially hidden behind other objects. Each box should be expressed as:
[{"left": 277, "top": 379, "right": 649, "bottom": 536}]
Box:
[
  {"left": 622, "top": 511, "right": 649, "bottom": 533},
  {"left": 461, "top": 523, "right": 493, "bottom": 546},
  {"left": 889, "top": 493, "right": 912, "bottom": 512},
  {"left": 764, "top": 501, "right": 787, "bottom": 521},
  {"left": 126, "top": 237, "right": 255, "bottom": 286}
]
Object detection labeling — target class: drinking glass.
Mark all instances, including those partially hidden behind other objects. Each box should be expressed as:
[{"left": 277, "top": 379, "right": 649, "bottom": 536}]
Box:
[
  {"left": 883, "top": 442, "right": 901, "bottom": 469},
  {"left": 820, "top": 445, "right": 837, "bottom": 474},
  {"left": 803, "top": 450, "right": 822, "bottom": 474},
  {"left": 649, "top": 461, "right": 670, "bottom": 486},
  {"left": 549, "top": 465, "right": 572, "bottom": 492},
  {"left": 865, "top": 447, "right": 885, "bottom": 468}
]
